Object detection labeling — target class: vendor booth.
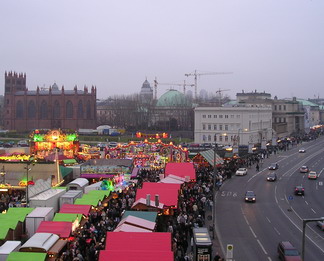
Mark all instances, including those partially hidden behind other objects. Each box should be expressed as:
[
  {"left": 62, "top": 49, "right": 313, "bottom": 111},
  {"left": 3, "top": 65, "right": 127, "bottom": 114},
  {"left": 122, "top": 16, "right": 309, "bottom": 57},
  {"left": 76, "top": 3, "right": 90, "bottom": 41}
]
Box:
[
  {"left": 164, "top": 162, "right": 196, "bottom": 181},
  {"left": 36, "top": 221, "right": 72, "bottom": 238},
  {"left": 59, "top": 204, "right": 91, "bottom": 216}
]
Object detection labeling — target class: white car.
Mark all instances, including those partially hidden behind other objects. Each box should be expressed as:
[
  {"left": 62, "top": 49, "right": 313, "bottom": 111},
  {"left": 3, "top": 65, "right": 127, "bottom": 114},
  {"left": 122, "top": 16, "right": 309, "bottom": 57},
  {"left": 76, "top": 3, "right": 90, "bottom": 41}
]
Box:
[
  {"left": 308, "top": 171, "right": 317, "bottom": 179},
  {"left": 299, "top": 148, "right": 306, "bottom": 153},
  {"left": 235, "top": 168, "right": 248, "bottom": 176}
]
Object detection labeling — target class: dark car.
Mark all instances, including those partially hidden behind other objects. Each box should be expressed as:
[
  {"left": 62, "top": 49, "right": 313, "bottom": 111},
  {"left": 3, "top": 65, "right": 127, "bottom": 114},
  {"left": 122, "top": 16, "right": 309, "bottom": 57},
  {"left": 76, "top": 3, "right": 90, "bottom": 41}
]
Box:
[
  {"left": 244, "top": 191, "right": 256, "bottom": 202},
  {"left": 269, "top": 163, "right": 279, "bottom": 170},
  {"left": 3, "top": 141, "right": 15, "bottom": 148},
  {"left": 277, "top": 241, "right": 301, "bottom": 261},
  {"left": 267, "top": 173, "right": 277, "bottom": 181},
  {"left": 294, "top": 186, "right": 304, "bottom": 196}
]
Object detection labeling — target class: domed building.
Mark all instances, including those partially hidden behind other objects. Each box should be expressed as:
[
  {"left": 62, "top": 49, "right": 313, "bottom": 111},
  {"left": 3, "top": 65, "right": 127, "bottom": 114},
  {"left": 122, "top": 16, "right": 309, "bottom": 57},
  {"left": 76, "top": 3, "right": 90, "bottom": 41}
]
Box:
[{"left": 152, "top": 89, "right": 193, "bottom": 131}]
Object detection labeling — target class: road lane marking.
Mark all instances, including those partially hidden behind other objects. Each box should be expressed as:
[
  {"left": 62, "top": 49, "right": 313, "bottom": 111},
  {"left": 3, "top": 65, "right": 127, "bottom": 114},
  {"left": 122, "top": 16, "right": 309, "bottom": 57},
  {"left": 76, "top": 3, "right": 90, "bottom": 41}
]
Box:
[
  {"left": 257, "top": 239, "right": 268, "bottom": 255},
  {"left": 266, "top": 217, "right": 271, "bottom": 223},
  {"left": 305, "top": 201, "right": 309, "bottom": 205},
  {"left": 311, "top": 208, "right": 316, "bottom": 214},
  {"left": 274, "top": 227, "right": 281, "bottom": 235},
  {"left": 249, "top": 226, "right": 257, "bottom": 238}
]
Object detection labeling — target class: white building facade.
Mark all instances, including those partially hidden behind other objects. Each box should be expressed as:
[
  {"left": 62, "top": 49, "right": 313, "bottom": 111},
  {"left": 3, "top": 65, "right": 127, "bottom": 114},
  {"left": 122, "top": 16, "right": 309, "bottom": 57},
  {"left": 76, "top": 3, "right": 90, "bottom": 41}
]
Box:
[{"left": 194, "top": 105, "right": 273, "bottom": 148}]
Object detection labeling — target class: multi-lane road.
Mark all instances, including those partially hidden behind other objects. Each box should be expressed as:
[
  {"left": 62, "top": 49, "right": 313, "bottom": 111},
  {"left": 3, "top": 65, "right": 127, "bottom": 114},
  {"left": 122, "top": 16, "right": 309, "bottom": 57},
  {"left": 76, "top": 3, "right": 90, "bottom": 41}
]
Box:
[{"left": 215, "top": 136, "right": 324, "bottom": 261}]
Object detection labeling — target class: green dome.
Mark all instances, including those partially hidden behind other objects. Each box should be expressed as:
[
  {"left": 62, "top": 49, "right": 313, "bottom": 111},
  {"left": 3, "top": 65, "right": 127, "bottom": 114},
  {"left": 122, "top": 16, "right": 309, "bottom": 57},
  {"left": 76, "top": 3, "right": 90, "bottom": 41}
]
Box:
[{"left": 156, "top": 90, "right": 191, "bottom": 107}]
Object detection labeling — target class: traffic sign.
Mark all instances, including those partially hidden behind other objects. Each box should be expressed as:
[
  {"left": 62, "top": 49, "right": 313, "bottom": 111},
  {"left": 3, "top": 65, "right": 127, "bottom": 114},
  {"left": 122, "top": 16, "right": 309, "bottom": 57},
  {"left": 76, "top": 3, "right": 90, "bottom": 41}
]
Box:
[{"left": 226, "top": 244, "right": 234, "bottom": 259}]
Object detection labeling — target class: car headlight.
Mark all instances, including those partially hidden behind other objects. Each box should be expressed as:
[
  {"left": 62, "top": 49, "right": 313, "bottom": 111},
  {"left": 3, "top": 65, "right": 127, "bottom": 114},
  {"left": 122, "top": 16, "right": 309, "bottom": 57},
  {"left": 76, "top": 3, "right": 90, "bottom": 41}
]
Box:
[
  {"left": 253, "top": 198, "right": 255, "bottom": 200},
  {"left": 245, "top": 197, "right": 248, "bottom": 200}
]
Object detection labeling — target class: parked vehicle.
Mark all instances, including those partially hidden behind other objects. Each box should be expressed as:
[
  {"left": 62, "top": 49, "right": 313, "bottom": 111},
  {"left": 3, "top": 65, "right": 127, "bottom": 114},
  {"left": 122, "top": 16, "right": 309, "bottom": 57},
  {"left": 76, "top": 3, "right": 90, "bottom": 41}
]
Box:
[
  {"left": 17, "top": 140, "right": 29, "bottom": 147},
  {"left": 299, "top": 166, "right": 309, "bottom": 173}
]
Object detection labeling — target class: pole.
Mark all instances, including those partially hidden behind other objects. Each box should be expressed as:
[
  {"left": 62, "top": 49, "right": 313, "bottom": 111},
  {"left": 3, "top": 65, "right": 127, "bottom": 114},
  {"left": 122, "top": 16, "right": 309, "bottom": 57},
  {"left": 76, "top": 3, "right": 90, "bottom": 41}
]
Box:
[
  {"left": 26, "top": 164, "right": 29, "bottom": 206},
  {"left": 212, "top": 136, "right": 218, "bottom": 239}
]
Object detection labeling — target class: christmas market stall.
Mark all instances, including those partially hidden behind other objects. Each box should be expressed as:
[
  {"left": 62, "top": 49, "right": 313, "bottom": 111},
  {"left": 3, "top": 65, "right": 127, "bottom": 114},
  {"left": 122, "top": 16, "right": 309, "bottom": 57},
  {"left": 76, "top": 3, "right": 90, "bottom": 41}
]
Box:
[
  {"left": 29, "top": 129, "right": 79, "bottom": 160},
  {"left": 192, "top": 149, "right": 224, "bottom": 169}
]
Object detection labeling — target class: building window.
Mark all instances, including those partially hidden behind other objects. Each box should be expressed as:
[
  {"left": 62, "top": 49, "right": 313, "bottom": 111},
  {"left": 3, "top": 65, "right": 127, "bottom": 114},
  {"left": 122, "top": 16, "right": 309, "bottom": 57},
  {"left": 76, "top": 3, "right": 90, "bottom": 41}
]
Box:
[
  {"left": 202, "top": 124, "right": 206, "bottom": 130},
  {"left": 214, "top": 135, "right": 217, "bottom": 142},
  {"left": 208, "top": 135, "right": 211, "bottom": 141},
  {"left": 225, "top": 115, "right": 228, "bottom": 118},
  {"left": 214, "top": 115, "right": 217, "bottom": 118},
  {"left": 66, "top": 100, "right": 73, "bottom": 119},
  {"left": 208, "top": 124, "right": 211, "bottom": 130},
  {"left": 279, "top": 105, "right": 282, "bottom": 110},
  {"left": 202, "top": 115, "right": 206, "bottom": 118},
  {"left": 219, "top": 115, "right": 223, "bottom": 118},
  {"left": 28, "top": 101, "right": 36, "bottom": 119},
  {"left": 40, "top": 101, "right": 48, "bottom": 119},
  {"left": 219, "top": 136, "right": 223, "bottom": 142},
  {"left": 53, "top": 100, "right": 60, "bottom": 119},
  {"left": 16, "top": 101, "right": 24, "bottom": 118},
  {"left": 225, "top": 135, "right": 228, "bottom": 142},
  {"left": 203, "top": 135, "right": 206, "bottom": 141},
  {"left": 208, "top": 115, "right": 211, "bottom": 118},
  {"left": 283, "top": 105, "right": 286, "bottom": 110},
  {"left": 77, "top": 100, "right": 83, "bottom": 118},
  {"left": 225, "top": 125, "right": 228, "bottom": 131},
  {"left": 274, "top": 105, "right": 277, "bottom": 110},
  {"left": 214, "top": 124, "right": 217, "bottom": 130},
  {"left": 219, "top": 125, "right": 223, "bottom": 130},
  {"left": 86, "top": 101, "right": 91, "bottom": 119}
]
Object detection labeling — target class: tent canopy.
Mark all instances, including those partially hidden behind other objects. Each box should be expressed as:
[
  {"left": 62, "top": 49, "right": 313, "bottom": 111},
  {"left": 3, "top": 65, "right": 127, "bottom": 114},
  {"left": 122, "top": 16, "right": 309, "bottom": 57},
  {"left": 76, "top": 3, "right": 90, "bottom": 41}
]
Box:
[
  {"left": 105, "top": 232, "right": 172, "bottom": 251},
  {"left": 59, "top": 204, "right": 91, "bottom": 215},
  {"left": 165, "top": 162, "right": 196, "bottom": 180},
  {"left": 7, "top": 252, "right": 47, "bottom": 261},
  {"left": 123, "top": 211, "right": 157, "bottom": 223},
  {"left": 99, "top": 250, "right": 173, "bottom": 261},
  {"left": 116, "top": 215, "right": 156, "bottom": 231},
  {"left": 36, "top": 221, "right": 72, "bottom": 238},
  {"left": 136, "top": 182, "right": 180, "bottom": 207},
  {"left": 195, "top": 149, "right": 224, "bottom": 166},
  {"left": 53, "top": 213, "right": 82, "bottom": 223}
]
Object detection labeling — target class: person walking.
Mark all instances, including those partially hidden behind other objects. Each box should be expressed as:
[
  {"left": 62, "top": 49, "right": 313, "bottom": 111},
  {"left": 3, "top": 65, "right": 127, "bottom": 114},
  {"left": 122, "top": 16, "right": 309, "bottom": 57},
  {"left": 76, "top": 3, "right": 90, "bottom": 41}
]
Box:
[{"left": 256, "top": 164, "right": 259, "bottom": 172}]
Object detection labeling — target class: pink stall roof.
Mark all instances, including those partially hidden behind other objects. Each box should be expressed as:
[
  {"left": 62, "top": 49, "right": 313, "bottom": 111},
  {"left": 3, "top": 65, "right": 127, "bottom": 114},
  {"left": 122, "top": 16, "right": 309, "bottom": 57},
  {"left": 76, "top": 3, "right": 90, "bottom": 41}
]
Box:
[
  {"left": 36, "top": 221, "right": 72, "bottom": 238},
  {"left": 105, "top": 232, "right": 172, "bottom": 251},
  {"left": 99, "top": 250, "right": 173, "bottom": 261},
  {"left": 59, "top": 204, "right": 91, "bottom": 216},
  {"left": 165, "top": 162, "right": 196, "bottom": 180},
  {"left": 114, "top": 224, "right": 152, "bottom": 233},
  {"left": 136, "top": 182, "right": 180, "bottom": 207}
]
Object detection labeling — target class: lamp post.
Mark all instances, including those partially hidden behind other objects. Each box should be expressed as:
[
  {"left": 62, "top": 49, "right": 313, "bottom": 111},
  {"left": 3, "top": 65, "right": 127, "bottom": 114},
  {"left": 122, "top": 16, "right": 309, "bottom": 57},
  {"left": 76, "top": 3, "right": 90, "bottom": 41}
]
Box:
[
  {"left": 0, "top": 166, "right": 6, "bottom": 185},
  {"left": 212, "top": 134, "right": 218, "bottom": 239},
  {"left": 302, "top": 218, "right": 324, "bottom": 260},
  {"left": 24, "top": 157, "right": 35, "bottom": 207}
]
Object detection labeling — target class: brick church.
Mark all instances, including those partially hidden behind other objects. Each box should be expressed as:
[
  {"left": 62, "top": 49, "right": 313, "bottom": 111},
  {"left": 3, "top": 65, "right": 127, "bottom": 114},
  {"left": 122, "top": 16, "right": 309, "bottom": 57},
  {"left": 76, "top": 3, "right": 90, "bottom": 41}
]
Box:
[{"left": 3, "top": 72, "right": 97, "bottom": 132}]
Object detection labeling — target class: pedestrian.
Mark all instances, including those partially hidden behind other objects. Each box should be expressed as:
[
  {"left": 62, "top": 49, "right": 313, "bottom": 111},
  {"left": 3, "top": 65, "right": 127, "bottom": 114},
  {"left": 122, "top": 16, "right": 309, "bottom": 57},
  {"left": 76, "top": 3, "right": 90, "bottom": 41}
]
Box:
[
  {"left": 213, "top": 252, "right": 221, "bottom": 261},
  {"left": 256, "top": 164, "right": 259, "bottom": 172}
]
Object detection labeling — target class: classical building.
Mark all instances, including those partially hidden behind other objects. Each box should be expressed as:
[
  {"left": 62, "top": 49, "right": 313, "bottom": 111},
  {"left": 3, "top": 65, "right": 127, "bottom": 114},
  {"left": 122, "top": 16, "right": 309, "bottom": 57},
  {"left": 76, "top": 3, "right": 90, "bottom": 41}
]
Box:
[
  {"left": 296, "top": 99, "right": 320, "bottom": 133},
  {"left": 3, "top": 72, "right": 97, "bottom": 132},
  {"left": 194, "top": 104, "right": 273, "bottom": 148},
  {"left": 139, "top": 79, "right": 153, "bottom": 104}
]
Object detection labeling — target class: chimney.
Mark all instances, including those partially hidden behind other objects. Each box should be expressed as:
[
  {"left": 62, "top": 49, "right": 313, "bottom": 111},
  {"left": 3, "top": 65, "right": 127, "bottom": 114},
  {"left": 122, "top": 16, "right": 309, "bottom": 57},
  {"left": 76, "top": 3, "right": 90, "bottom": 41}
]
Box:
[
  {"left": 146, "top": 194, "right": 151, "bottom": 206},
  {"left": 155, "top": 194, "right": 159, "bottom": 207}
]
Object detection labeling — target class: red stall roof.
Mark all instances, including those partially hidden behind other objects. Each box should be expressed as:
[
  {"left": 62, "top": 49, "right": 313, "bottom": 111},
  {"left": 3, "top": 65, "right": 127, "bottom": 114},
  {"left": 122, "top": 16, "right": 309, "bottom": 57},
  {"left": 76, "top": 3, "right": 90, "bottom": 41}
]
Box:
[
  {"left": 105, "top": 232, "right": 172, "bottom": 251},
  {"left": 135, "top": 182, "right": 180, "bottom": 207},
  {"left": 59, "top": 204, "right": 91, "bottom": 216},
  {"left": 99, "top": 250, "right": 173, "bottom": 261},
  {"left": 36, "top": 221, "right": 72, "bottom": 238},
  {"left": 165, "top": 162, "right": 196, "bottom": 180}
]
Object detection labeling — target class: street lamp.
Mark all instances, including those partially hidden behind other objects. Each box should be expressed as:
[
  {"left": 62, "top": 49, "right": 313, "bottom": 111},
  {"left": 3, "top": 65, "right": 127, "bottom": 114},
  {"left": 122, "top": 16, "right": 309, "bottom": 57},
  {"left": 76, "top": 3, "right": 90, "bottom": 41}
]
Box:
[
  {"left": 302, "top": 218, "right": 324, "bottom": 261},
  {"left": 212, "top": 134, "right": 218, "bottom": 239},
  {"left": 24, "top": 157, "right": 35, "bottom": 207}
]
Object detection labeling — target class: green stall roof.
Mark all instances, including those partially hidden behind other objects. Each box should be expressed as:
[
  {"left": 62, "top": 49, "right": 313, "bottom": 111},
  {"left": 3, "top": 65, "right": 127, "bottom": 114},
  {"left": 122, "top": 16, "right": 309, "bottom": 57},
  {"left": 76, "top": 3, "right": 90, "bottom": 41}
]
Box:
[
  {"left": 88, "top": 190, "right": 110, "bottom": 198},
  {"left": 74, "top": 197, "right": 99, "bottom": 206},
  {"left": 7, "top": 252, "right": 47, "bottom": 261},
  {"left": 123, "top": 211, "right": 157, "bottom": 223},
  {"left": 53, "top": 213, "right": 82, "bottom": 222},
  {"left": 6, "top": 207, "right": 34, "bottom": 222}
]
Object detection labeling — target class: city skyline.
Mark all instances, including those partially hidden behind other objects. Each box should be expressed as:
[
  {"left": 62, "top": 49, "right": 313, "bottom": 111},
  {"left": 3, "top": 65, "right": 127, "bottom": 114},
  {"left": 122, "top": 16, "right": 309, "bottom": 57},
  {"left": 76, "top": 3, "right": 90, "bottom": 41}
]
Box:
[{"left": 1, "top": 0, "right": 323, "bottom": 100}]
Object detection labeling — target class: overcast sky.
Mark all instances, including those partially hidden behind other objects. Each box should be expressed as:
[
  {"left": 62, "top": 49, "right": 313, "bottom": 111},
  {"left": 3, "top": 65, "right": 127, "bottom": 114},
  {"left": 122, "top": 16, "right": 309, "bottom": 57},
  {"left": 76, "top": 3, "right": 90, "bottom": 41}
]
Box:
[{"left": 1, "top": 0, "right": 323, "bottom": 100}]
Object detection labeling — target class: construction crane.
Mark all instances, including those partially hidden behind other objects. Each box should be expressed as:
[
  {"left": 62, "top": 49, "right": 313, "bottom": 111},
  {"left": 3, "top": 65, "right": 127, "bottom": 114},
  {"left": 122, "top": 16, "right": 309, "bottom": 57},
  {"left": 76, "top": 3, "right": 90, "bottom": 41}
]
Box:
[
  {"left": 185, "top": 70, "right": 233, "bottom": 100},
  {"left": 215, "top": 88, "right": 231, "bottom": 105},
  {"left": 153, "top": 77, "right": 195, "bottom": 100}
]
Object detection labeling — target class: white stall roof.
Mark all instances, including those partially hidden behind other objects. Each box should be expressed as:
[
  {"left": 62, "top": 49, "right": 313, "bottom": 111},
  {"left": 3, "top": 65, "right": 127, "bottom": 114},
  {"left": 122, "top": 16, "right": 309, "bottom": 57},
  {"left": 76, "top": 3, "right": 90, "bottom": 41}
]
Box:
[
  {"left": 84, "top": 181, "right": 102, "bottom": 193},
  {"left": 0, "top": 241, "right": 21, "bottom": 254},
  {"left": 61, "top": 190, "right": 82, "bottom": 198},
  {"left": 67, "top": 178, "right": 89, "bottom": 188},
  {"left": 27, "top": 207, "right": 54, "bottom": 218},
  {"left": 20, "top": 233, "right": 59, "bottom": 252},
  {"left": 29, "top": 189, "right": 66, "bottom": 201}
]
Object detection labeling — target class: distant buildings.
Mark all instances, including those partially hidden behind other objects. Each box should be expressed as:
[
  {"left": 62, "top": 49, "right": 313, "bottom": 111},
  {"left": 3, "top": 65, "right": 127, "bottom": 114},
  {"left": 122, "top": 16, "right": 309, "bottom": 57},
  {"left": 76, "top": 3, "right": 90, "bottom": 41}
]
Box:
[{"left": 3, "top": 72, "right": 97, "bottom": 132}]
